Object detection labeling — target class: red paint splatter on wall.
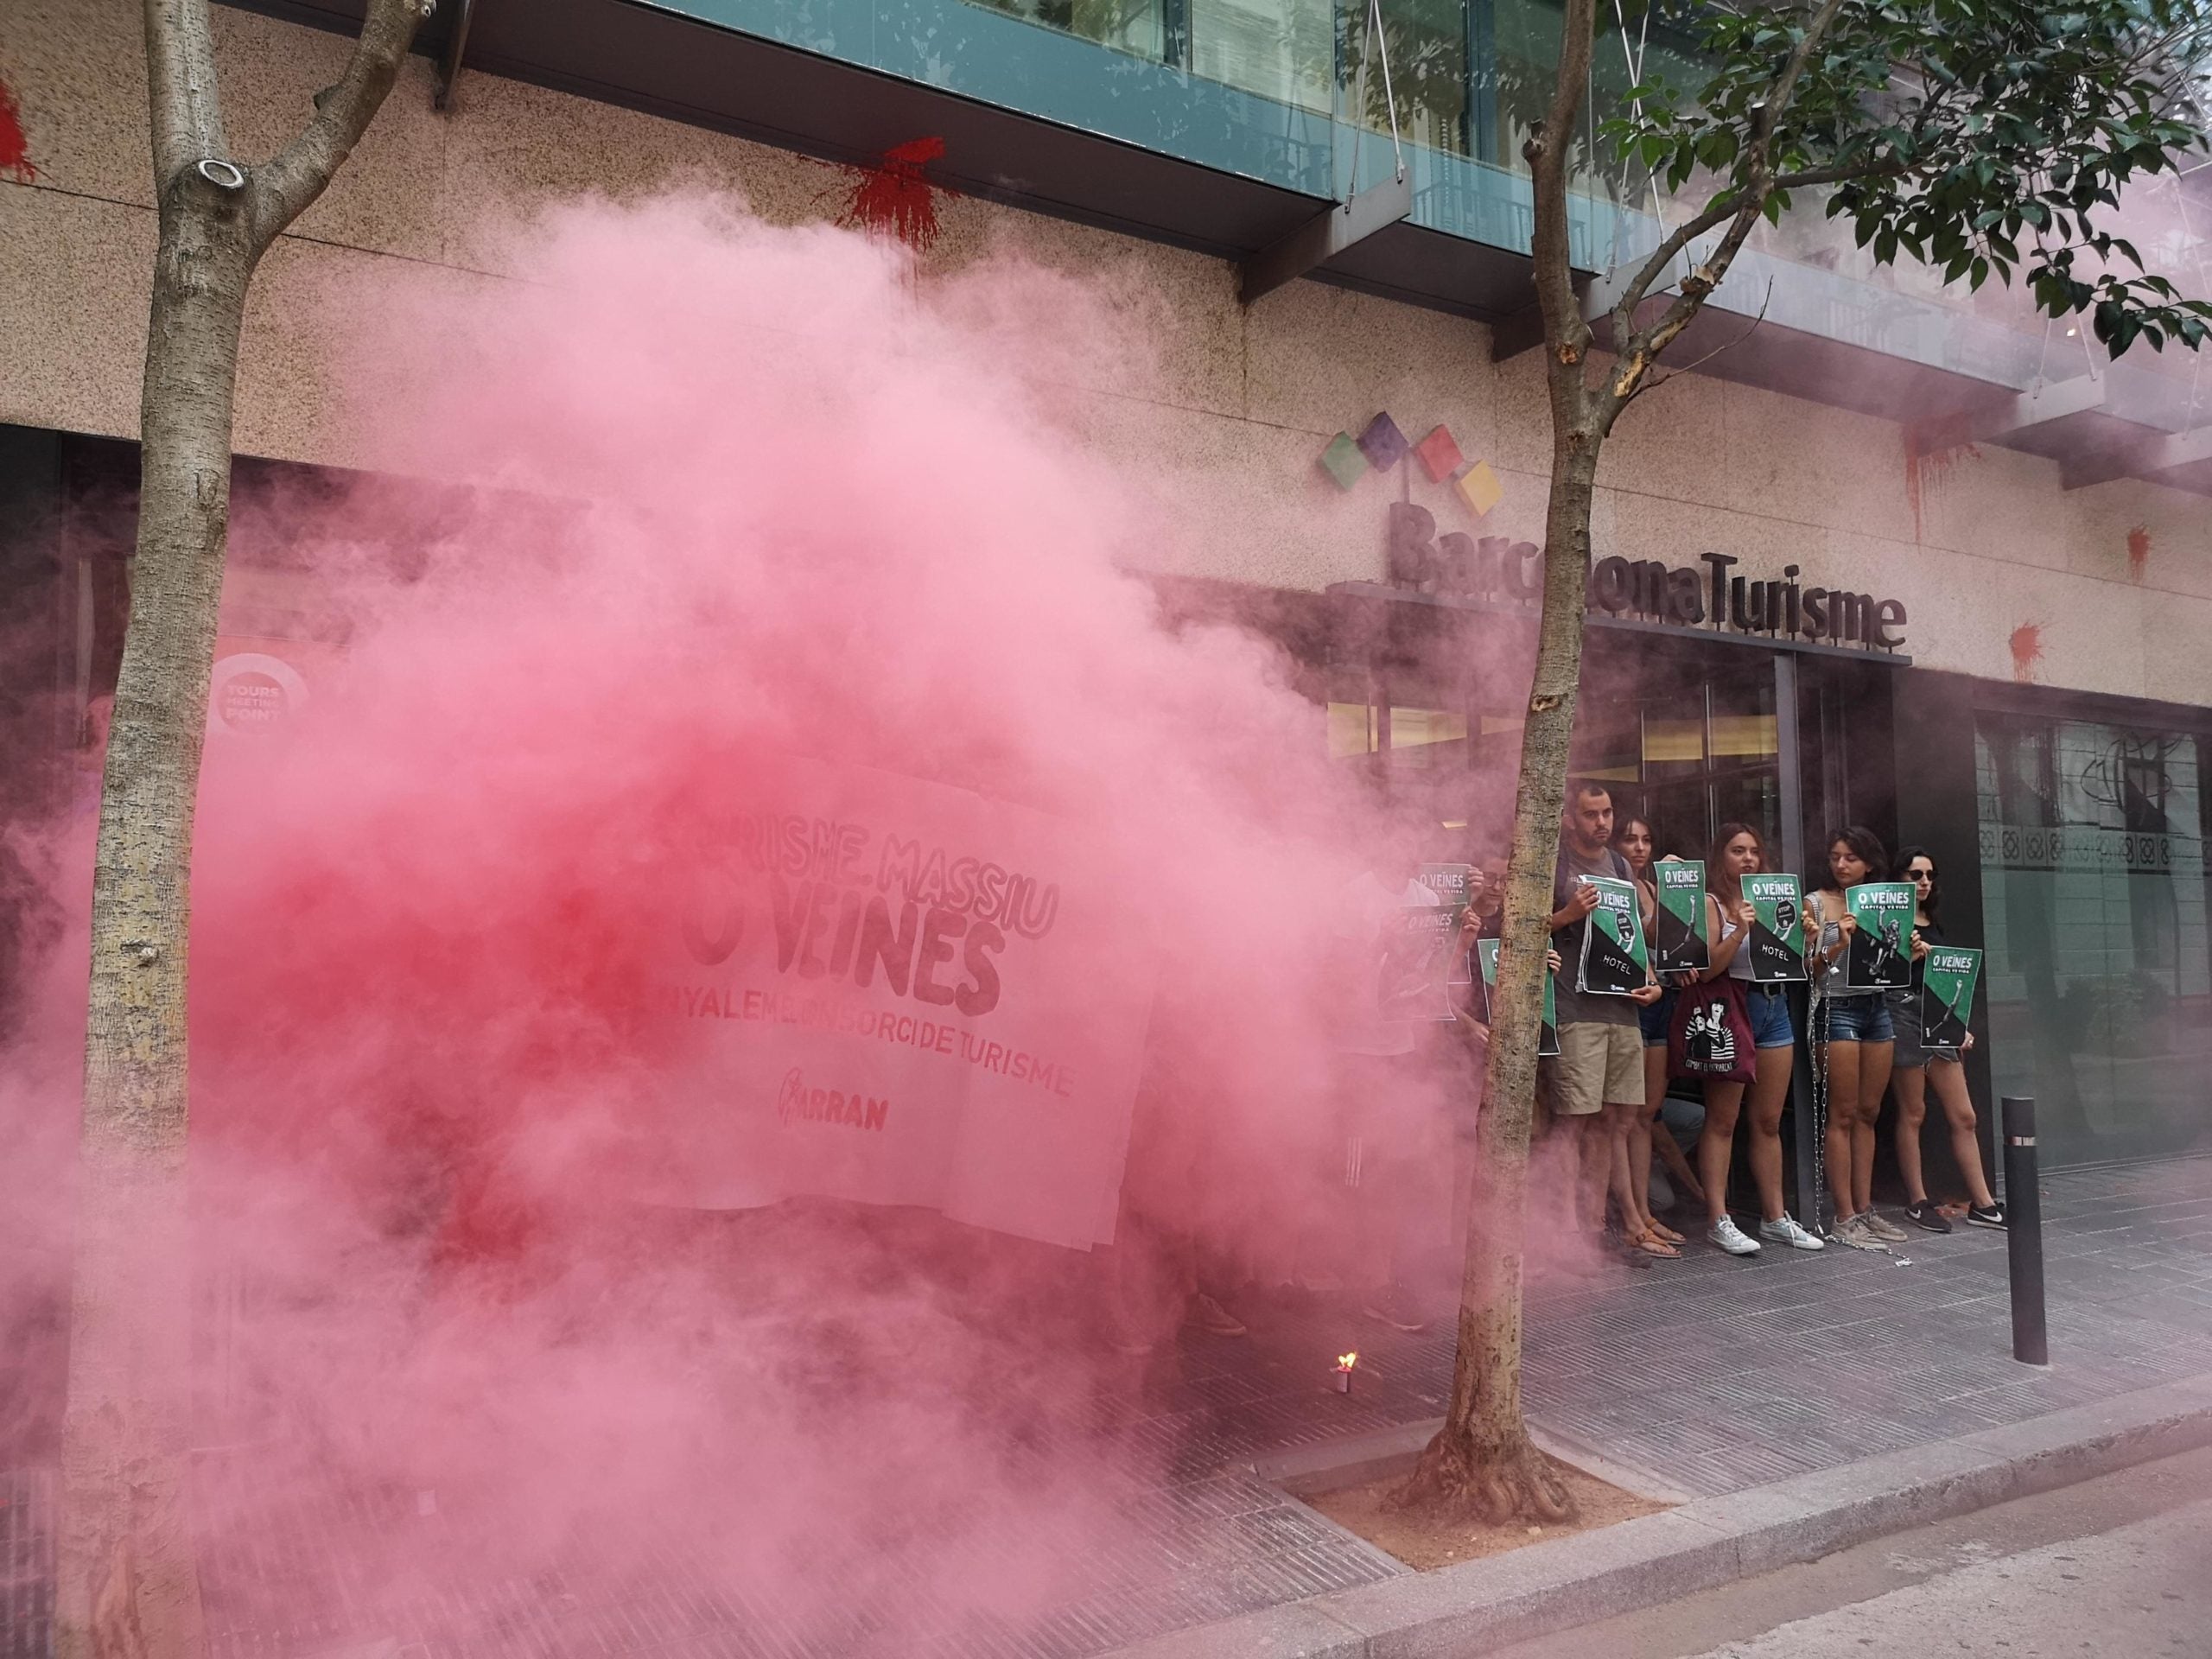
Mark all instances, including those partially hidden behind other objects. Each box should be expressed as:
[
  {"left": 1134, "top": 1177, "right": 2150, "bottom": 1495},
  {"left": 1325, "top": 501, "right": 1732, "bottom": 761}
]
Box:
[
  {"left": 0, "top": 74, "right": 38, "bottom": 183},
  {"left": 1903, "top": 425, "right": 1978, "bottom": 543},
  {"left": 2126, "top": 524, "right": 2152, "bottom": 581},
  {"left": 829, "top": 137, "right": 955, "bottom": 256},
  {"left": 2010, "top": 622, "right": 2045, "bottom": 683}
]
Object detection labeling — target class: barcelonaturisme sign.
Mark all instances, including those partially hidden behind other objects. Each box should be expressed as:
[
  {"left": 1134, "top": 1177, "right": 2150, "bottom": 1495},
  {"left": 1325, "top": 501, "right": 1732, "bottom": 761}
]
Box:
[{"left": 1383, "top": 503, "right": 1908, "bottom": 650}]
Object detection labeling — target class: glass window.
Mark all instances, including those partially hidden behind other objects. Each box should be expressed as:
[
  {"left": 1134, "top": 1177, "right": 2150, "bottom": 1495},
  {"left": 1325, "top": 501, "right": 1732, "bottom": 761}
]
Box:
[
  {"left": 1192, "top": 0, "right": 1336, "bottom": 113},
  {"left": 1975, "top": 715, "right": 2212, "bottom": 1168}
]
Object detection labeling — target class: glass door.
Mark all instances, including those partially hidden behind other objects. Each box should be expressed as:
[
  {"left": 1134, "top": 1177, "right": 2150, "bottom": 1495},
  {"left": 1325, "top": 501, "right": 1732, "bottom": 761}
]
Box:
[{"left": 1574, "top": 633, "right": 1782, "bottom": 863}]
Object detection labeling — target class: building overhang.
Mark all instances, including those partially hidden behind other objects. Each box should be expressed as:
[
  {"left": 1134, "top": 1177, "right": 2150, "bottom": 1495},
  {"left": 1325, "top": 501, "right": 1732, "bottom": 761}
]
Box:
[{"left": 235, "top": 0, "right": 2212, "bottom": 497}]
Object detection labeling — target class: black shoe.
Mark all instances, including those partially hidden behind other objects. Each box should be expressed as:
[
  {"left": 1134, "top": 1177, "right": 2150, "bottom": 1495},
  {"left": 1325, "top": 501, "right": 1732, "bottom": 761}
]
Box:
[
  {"left": 1966, "top": 1203, "right": 2007, "bottom": 1229},
  {"left": 1904, "top": 1199, "right": 1953, "bottom": 1234}
]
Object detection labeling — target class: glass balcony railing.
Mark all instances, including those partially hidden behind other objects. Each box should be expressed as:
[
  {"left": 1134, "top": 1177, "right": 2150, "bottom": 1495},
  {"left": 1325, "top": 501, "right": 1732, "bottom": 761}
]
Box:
[
  {"left": 648, "top": 0, "right": 2212, "bottom": 412},
  {"left": 646, "top": 0, "right": 1657, "bottom": 265}
]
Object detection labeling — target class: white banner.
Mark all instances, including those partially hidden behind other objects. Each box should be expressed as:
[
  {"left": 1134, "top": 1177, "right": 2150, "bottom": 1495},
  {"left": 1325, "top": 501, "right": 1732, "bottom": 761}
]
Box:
[{"left": 641, "top": 758, "right": 1153, "bottom": 1249}]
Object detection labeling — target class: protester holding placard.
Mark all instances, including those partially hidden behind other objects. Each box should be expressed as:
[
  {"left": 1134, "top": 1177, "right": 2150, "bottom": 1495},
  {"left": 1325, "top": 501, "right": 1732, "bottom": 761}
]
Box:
[
  {"left": 1320, "top": 860, "right": 1447, "bottom": 1332},
  {"left": 1544, "top": 783, "right": 1663, "bottom": 1267},
  {"left": 1612, "top": 817, "right": 1701, "bottom": 1258},
  {"left": 1808, "top": 827, "right": 1910, "bottom": 1250},
  {"left": 1683, "top": 823, "right": 1823, "bottom": 1256},
  {"left": 1888, "top": 848, "right": 2005, "bottom": 1233}
]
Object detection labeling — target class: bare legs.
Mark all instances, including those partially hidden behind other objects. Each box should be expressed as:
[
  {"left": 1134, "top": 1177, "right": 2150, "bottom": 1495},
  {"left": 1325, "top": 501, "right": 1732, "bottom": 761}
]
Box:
[
  {"left": 1697, "top": 1077, "right": 1744, "bottom": 1225},
  {"left": 1821, "top": 1036, "right": 1894, "bottom": 1224},
  {"left": 1743, "top": 1046, "right": 1792, "bottom": 1222},
  {"left": 1894, "top": 1060, "right": 1998, "bottom": 1211},
  {"left": 1632, "top": 1044, "right": 1700, "bottom": 1225},
  {"left": 1573, "top": 1111, "right": 1618, "bottom": 1235},
  {"left": 1696, "top": 1044, "right": 1793, "bottom": 1228},
  {"left": 1611, "top": 1096, "right": 1656, "bottom": 1241}
]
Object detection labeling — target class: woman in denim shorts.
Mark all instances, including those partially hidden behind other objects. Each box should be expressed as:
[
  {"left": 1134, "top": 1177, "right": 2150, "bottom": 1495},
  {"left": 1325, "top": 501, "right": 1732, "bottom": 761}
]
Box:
[
  {"left": 1808, "top": 826, "right": 1907, "bottom": 1250},
  {"left": 1694, "top": 823, "right": 1822, "bottom": 1256}
]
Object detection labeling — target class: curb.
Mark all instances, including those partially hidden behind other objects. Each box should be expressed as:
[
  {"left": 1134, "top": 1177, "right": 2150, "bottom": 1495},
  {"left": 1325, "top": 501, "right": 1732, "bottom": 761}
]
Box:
[{"left": 1099, "top": 1374, "right": 2212, "bottom": 1658}]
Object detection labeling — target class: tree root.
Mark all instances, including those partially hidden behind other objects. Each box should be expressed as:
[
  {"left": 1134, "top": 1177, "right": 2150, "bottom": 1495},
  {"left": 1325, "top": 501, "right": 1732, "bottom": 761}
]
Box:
[{"left": 1388, "top": 1428, "right": 1578, "bottom": 1529}]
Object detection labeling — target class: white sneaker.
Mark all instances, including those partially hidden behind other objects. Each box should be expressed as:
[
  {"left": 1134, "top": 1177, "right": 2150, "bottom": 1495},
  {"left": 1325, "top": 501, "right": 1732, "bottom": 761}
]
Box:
[
  {"left": 1862, "top": 1212, "right": 1910, "bottom": 1244},
  {"left": 1831, "top": 1215, "right": 1890, "bottom": 1252},
  {"left": 1707, "top": 1216, "right": 1762, "bottom": 1255},
  {"left": 1758, "top": 1213, "right": 1826, "bottom": 1251}
]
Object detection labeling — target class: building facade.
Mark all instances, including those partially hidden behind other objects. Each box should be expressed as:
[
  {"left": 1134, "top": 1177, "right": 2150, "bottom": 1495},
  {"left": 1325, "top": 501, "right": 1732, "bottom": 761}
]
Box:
[{"left": 3, "top": 0, "right": 2209, "bottom": 1178}]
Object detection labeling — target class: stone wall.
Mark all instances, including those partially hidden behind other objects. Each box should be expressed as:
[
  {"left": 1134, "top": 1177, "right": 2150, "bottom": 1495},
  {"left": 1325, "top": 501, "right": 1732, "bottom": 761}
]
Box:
[{"left": 3, "top": 0, "right": 2209, "bottom": 702}]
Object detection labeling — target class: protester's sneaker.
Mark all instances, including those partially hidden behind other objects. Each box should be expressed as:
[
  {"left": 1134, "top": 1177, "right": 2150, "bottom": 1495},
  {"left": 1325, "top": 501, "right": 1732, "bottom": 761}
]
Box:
[
  {"left": 1707, "top": 1217, "right": 1762, "bottom": 1256},
  {"left": 1862, "top": 1212, "right": 1910, "bottom": 1244},
  {"left": 1831, "top": 1215, "right": 1890, "bottom": 1252},
  {"left": 1904, "top": 1199, "right": 1954, "bottom": 1234},
  {"left": 1758, "top": 1213, "right": 1826, "bottom": 1251},
  {"left": 1185, "top": 1293, "right": 1249, "bottom": 1338},
  {"left": 1966, "top": 1203, "right": 2008, "bottom": 1230},
  {"left": 1363, "top": 1284, "right": 1430, "bottom": 1334}
]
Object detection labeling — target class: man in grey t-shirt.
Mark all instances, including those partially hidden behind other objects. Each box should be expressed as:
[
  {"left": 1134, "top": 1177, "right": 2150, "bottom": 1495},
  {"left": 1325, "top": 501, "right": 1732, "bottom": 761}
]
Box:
[{"left": 1544, "top": 781, "right": 1660, "bottom": 1262}]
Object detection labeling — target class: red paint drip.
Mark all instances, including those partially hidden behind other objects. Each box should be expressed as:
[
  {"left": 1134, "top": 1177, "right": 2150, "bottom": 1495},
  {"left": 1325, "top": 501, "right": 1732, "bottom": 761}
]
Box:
[
  {"left": 2127, "top": 524, "right": 2151, "bottom": 581},
  {"left": 0, "top": 76, "right": 37, "bottom": 183},
  {"left": 830, "top": 137, "right": 954, "bottom": 256},
  {"left": 2010, "top": 623, "right": 2045, "bottom": 683},
  {"left": 1903, "top": 425, "right": 1978, "bottom": 543}
]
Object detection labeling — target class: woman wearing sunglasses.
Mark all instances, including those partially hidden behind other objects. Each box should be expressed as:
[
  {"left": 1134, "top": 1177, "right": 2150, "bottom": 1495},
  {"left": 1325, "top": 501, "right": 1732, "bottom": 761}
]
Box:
[{"left": 1889, "top": 846, "right": 2005, "bottom": 1233}]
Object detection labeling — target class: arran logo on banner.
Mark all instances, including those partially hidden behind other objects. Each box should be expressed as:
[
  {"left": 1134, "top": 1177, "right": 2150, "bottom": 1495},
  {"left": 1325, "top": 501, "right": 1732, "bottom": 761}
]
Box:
[{"left": 775, "top": 1067, "right": 889, "bottom": 1133}]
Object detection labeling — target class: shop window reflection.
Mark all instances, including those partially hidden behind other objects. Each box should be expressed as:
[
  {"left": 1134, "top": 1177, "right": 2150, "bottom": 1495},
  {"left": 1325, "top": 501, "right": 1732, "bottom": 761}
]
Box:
[{"left": 1975, "top": 715, "right": 2212, "bottom": 1168}]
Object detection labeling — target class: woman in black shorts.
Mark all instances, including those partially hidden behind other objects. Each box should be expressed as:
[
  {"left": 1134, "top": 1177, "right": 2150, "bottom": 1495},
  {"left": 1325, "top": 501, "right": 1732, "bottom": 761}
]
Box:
[
  {"left": 1890, "top": 846, "right": 2005, "bottom": 1232},
  {"left": 1611, "top": 816, "right": 1696, "bottom": 1256}
]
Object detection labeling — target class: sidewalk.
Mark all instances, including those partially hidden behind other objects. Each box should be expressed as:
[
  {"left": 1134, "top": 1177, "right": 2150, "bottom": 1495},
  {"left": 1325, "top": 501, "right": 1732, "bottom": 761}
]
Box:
[{"left": 6, "top": 1160, "right": 2211, "bottom": 1659}]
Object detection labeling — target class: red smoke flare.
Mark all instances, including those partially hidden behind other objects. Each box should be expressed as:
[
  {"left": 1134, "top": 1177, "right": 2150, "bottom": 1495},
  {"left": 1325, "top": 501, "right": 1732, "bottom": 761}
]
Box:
[
  {"left": 2010, "top": 622, "right": 2045, "bottom": 682},
  {"left": 0, "top": 75, "right": 37, "bottom": 182},
  {"left": 832, "top": 137, "right": 954, "bottom": 255}
]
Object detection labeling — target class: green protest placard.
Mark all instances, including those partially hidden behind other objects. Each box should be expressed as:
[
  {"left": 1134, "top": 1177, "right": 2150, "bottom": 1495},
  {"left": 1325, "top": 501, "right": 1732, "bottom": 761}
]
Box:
[
  {"left": 1416, "top": 862, "right": 1473, "bottom": 917},
  {"left": 1378, "top": 902, "right": 1463, "bottom": 1022},
  {"left": 1744, "top": 873, "right": 1808, "bottom": 982},
  {"left": 1920, "top": 945, "right": 1981, "bottom": 1052},
  {"left": 1652, "top": 860, "right": 1709, "bottom": 973},
  {"left": 1574, "top": 873, "right": 1649, "bottom": 995},
  {"left": 1475, "top": 938, "right": 1560, "bottom": 1056},
  {"left": 1844, "top": 881, "right": 1918, "bottom": 990}
]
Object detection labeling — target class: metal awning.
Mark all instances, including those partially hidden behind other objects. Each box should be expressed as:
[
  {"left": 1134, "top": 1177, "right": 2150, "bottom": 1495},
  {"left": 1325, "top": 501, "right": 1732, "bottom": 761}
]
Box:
[{"left": 235, "top": 0, "right": 2212, "bottom": 498}]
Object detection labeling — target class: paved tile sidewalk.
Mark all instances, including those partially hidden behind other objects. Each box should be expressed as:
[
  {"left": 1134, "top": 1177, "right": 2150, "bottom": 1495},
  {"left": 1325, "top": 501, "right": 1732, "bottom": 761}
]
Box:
[{"left": 6, "top": 1160, "right": 2211, "bottom": 1659}]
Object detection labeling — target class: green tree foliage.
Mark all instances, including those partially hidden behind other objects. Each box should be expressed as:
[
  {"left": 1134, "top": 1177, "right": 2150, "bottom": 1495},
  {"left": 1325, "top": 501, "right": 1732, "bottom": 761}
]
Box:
[{"left": 1608, "top": 0, "right": 2212, "bottom": 354}]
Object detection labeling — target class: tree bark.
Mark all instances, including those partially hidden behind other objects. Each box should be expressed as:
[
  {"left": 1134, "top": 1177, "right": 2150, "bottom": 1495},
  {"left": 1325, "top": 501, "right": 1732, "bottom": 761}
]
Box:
[
  {"left": 1395, "top": 436, "right": 1601, "bottom": 1526},
  {"left": 1396, "top": 0, "right": 1600, "bottom": 1527},
  {"left": 57, "top": 5, "right": 428, "bottom": 1654},
  {"left": 58, "top": 146, "right": 256, "bottom": 1659}
]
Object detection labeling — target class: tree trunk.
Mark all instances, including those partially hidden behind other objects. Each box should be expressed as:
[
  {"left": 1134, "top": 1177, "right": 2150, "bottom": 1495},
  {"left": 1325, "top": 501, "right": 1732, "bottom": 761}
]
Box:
[
  {"left": 56, "top": 162, "right": 257, "bottom": 1659},
  {"left": 1395, "top": 429, "right": 1600, "bottom": 1526},
  {"left": 1394, "top": 0, "right": 1599, "bottom": 1528}
]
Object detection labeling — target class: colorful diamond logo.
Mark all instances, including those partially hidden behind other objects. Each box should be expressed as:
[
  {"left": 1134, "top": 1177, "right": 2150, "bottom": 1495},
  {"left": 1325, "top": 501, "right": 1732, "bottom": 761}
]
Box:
[
  {"left": 1414, "top": 425, "right": 1464, "bottom": 482},
  {"left": 1357, "top": 411, "right": 1409, "bottom": 470},
  {"left": 1454, "top": 460, "right": 1503, "bottom": 518},
  {"left": 1320, "top": 432, "right": 1369, "bottom": 490}
]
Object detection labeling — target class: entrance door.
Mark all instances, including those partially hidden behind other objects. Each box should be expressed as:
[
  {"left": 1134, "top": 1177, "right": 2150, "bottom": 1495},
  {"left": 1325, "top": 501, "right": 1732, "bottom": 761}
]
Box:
[{"left": 1574, "top": 632, "right": 1784, "bottom": 865}]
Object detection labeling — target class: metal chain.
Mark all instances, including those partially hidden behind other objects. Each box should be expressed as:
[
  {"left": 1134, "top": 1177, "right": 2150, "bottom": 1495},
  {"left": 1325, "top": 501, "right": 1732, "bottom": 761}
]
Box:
[
  {"left": 1808, "top": 982, "right": 1830, "bottom": 1234},
  {"left": 1807, "top": 889, "right": 1832, "bottom": 1234}
]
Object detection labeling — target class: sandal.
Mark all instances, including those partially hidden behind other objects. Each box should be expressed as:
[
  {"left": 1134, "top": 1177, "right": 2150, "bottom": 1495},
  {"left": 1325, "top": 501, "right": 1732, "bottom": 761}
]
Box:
[
  {"left": 1648, "top": 1220, "right": 1687, "bottom": 1244},
  {"left": 1630, "top": 1229, "right": 1681, "bottom": 1259}
]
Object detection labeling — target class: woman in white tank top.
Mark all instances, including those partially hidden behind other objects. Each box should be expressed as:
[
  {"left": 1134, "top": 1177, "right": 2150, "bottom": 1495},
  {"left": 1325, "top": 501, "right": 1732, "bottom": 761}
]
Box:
[{"left": 1694, "top": 823, "right": 1822, "bottom": 1256}]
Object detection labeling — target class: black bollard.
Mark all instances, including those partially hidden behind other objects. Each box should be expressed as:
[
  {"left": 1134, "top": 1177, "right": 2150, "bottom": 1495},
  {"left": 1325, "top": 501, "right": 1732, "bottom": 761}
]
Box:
[{"left": 2001, "top": 1096, "right": 2049, "bottom": 1367}]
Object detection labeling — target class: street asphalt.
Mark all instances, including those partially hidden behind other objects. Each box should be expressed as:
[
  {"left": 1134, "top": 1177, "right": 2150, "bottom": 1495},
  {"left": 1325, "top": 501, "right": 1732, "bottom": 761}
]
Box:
[{"left": 1484, "top": 1442, "right": 2212, "bottom": 1659}]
